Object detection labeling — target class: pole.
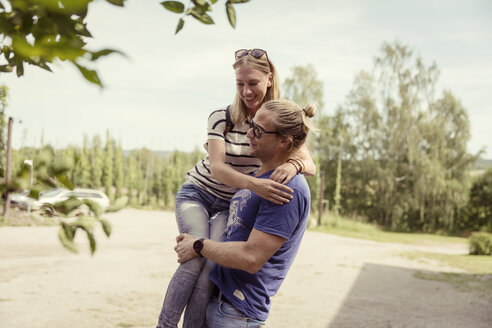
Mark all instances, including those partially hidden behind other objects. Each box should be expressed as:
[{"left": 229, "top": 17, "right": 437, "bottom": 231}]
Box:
[
  {"left": 317, "top": 170, "right": 325, "bottom": 226},
  {"left": 3, "top": 117, "right": 13, "bottom": 217}
]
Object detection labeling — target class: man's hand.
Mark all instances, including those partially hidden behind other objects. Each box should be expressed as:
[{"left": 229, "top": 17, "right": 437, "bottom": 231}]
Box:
[{"left": 174, "top": 233, "right": 199, "bottom": 263}]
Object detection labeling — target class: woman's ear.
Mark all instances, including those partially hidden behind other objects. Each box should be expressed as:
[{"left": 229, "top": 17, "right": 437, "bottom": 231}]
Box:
[{"left": 267, "top": 73, "right": 273, "bottom": 87}]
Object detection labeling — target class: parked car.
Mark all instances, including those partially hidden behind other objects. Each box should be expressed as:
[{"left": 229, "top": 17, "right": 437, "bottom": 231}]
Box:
[
  {"left": 34, "top": 188, "right": 110, "bottom": 216},
  {"left": 9, "top": 190, "right": 40, "bottom": 210}
]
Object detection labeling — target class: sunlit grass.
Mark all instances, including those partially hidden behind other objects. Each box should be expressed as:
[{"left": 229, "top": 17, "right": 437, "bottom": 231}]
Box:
[
  {"left": 310, "top": 212, "right": 467, "bottom": 245},
  {"left": 402, "top": 251, "right": 492, "bottom": 274}
]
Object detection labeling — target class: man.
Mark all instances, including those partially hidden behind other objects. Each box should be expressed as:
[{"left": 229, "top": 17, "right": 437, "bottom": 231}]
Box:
[{"left": 175, "top": 99, "right": 316, "bottom": 327}]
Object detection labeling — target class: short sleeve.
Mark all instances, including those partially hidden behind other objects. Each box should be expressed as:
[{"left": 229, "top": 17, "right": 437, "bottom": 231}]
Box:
[
  {"left": 253, "top": 189, "right": 307, "bottom": 240},
  {"left": 207, "top": 109, "right": 227, "bottom": 141}
]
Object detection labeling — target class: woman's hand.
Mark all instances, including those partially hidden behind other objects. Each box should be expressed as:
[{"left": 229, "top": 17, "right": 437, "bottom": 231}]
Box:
[
  {"left": 270, "top": 162, "right": 298, "bottom": 185},
  {"left": 250, "top": 177, "right": 293, "bottom": 205}
]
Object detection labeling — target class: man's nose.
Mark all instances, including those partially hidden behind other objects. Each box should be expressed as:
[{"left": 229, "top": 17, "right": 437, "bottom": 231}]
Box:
[{"left": 246, "top": 128, "right": 254, "bottom": 139}]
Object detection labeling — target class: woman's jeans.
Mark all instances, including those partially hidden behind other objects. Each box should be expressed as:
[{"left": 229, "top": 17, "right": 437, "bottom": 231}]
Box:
[
  {"left": 206, "top": 294, "right": 265, "bottom": 328},
  {"left": 156, "top": 182, "right": 230, "bottom": 328}
]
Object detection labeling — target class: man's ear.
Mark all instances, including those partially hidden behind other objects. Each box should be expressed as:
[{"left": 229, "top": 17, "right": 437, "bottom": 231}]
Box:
[{"left": 280, "top": 135, "right": 293, "bottom": 150}]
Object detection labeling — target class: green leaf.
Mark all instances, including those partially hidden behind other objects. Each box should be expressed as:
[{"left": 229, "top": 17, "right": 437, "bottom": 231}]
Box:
[
  {"left": 58, "top": 227, "right": 78, "bottom": 253},
  {"left": 229, "top": 0, "right": 249, "bottom": 3},
  {"left": 226, "top": 3, "right": 236, "bottom": 28},
  {"left": 0, "top": 65, "right": 13, "bottom": 72},
  {"left": 74, "top": 63, "right": 103, "bottom": 87},
  {"left": 15, "top": 60, "right": 24, "bottom": 77},
  {"left": 50, "top": 156, "right": 74, "bottom": 175},
  {"left": 56, "top": 173, "right": 74, "bottom": 190},
  {"left": 38, "top": 61, "right": 53, "bottom": 72},
  {"left": 105, "top": 196, "right": 128, "bottom": 213},
  {"left": 189, "top": 10, "right": 214, "bottom": 25},
  {"left": 74, "top": 22, "right": 92, "bottom": 37},
  {"left": 106, "top": 0, "right": 125, "bottom": 6},
  {"left": 210, "top": 0, "right": 218, "bottom": 3},
  {"left": 193, "top": 0, "right": 207, "bottom": 6},
  {"left": 99, "top": 218, "right": 112, "bottom": 237},
  {"left": 75, "top": 216, "right": 98, "bottom": 231},
  {"left": 83, "top": 199, "right": 102, "bottom": 217},
  {"left": 86, "top": 230, "right": 96, "bottom": 255},
  {"left": 175, "top": 18, "right": 185, "bottom": 34},
  {"left": 54, "top": 196, "right": 84, "bottom": 214},
  {"left": 61, "top": 221, "right": 75, "bottom": 240},
  {"left": 91, "top": 48, "right": 124, "bottom": 61},
  {"left": 28, "top": 188, "right": 42, "bottom": 200},
  {"left": 161, "top": 1, "right": 185, "bottom": 13}
]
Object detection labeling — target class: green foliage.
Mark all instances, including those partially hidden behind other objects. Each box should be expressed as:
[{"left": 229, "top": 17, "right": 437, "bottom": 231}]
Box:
[
  {"left": 283, "top": 64, "right": 324, "bottom": 210},
  {"left": 102, "top": 130, "right": 114, "bottom": 200},
  {"left": 315, "top": 41, "right": 478, "bottom": 233},
  {"left": 0, "top": 0, "right": 252, "bottom": 83},
  {"left": 284, "top": 64, "right": 325, "bottom": 112},
  {"left": 11, "top": 135, "right": 204, "bottom": 210},
  {"left": 469, "top": 232, "right": 492, "bottom": 256},
  {"left": 463, "top": 168, "right": 492, "bottom": 232},
  {"left": 0, "top": 84, "right": 7, "bottom": 176},
  {"left": 105, "top": 195, "right": 128, "bottom": 213},
  {"left": 163, "top": 0, "right": 250, "bottom": 34},
  {"left": 0, "top": 0, "right": 124, "bottom": 86}
]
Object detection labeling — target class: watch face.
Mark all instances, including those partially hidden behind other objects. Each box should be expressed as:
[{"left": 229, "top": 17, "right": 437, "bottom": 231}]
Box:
[{"left": 193, "top": 238, "right": 204, "bottom": 257}]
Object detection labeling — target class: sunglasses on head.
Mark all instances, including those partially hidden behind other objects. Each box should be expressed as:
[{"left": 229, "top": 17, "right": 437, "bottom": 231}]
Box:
[
  {"left": 235, "top": 49, "right": 268, "bottom": 60},
  {"left": 249, "top": 119, "right": 279, "bottom": 139}
]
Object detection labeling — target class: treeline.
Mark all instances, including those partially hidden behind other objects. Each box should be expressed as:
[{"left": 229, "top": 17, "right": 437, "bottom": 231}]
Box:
[
  {"left": 3, "top": 41, "right": 491, "bottom": 235},
  {"left": 288, "top": 41, "right": 490, "bottom": 234},
  {"left": 11, "top": 132, "right": 205, "bottom": 209}
]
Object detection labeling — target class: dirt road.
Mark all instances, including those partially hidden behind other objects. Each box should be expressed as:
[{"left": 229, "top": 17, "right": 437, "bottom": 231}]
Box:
[{"left": 0, "top": 209, "right": 490, "bottom": 328}]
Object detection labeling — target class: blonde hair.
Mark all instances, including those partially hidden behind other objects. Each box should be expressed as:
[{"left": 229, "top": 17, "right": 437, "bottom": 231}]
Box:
[
  {"left": 231, "top": 54, "right": 280, "bottom": 125},
  {"left": 262, "top": 99, "right": 318, "bottom": 154}
]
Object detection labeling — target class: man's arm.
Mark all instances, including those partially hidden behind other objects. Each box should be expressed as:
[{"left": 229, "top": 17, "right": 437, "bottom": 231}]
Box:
[{"left": 175, "top": 229, "right": 286, "bottom": 275}]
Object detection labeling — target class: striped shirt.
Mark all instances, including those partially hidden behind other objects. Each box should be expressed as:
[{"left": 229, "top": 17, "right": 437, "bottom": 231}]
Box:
[{"left": 186, "top": 107, "right": 261, "bottom": 201}]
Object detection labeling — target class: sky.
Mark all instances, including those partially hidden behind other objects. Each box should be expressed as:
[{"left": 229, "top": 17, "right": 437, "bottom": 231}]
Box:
[{"left": 1, "top": 0, "right": 491, "bottom": 157}]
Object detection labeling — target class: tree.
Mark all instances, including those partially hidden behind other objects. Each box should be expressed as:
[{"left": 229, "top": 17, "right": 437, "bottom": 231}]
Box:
[
  {"left": 90, "top": 135, "right": 103, "bottom": 189},
  {"left": 102, "top": 130, "right": 113, "bottom": 200},
  {"left": 0, "top": 0, "right": 252, "bottom": 86},
  {"left": 113, "top": 140, "right": 124, "bottom": 199},
  {"left": 283, "top": 64, "right": 325, "bottom": 213},
  {"left": 328, "top": 41, "right": 479, "bottom": 232},
  {"left": 284, "top": 64, "right": 324, "bottom": 113},
  {"left": 464, "top": 168, "right": 492, "bottom": 232},
  {"left": 0, "top": 84, "right": 7, "bottom": 176}
]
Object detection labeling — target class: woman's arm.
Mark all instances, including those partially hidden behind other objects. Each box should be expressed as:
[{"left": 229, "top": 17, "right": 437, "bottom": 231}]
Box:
[
  {"left": 270, "top": 143, "right": 316, "bottom": 184},
  {"left": 208, "top": 139, "right": 293, "bottom": 204},
  {"left": 294, "top": 143, "right": 316, "bottom": 176}
]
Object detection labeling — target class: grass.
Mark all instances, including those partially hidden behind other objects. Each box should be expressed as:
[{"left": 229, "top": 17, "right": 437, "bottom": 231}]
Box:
[
  {"left": 401, "top": 251, "right": 492, "bottom": 274},
  {"left": 311, "top": 213, "right": 492, "bottom": 275},
  {"left": 413, "top": 271, "right": 492, "bottom": 298},
  {"left": 310, "top": 213, "right": 467, "bottom": 246}
]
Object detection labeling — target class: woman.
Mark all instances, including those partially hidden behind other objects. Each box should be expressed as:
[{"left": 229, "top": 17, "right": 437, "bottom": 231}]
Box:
[{"left": 156, "top": 49, "right": 315, "bottom": 328}]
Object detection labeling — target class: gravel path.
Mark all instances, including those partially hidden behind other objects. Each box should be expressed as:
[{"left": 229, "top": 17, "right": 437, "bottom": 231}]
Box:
[{"left": 0, "top": 209, "right": 490, "bottom": 328}]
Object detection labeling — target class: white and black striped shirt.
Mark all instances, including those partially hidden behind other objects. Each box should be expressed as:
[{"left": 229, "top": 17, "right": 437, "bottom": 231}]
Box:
[{"left": 186, "top": 107, "right": 261, "bottom": 201}]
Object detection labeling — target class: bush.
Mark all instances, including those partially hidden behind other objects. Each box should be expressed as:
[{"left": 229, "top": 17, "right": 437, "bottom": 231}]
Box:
[{"left": 469, "top": 232, "right": 492, "bottom": 255}]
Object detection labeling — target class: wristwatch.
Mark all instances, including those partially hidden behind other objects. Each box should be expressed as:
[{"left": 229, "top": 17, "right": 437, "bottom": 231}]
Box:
[{"left": 193, "top": 238, "right": 206, "bottom": 257}]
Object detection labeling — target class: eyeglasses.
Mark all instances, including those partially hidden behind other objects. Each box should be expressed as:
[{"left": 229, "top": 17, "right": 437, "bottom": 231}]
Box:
[
  {"left": 235, "top": 49, "right": 268, "bottom": 60},
  {"left": 249, "top": 119, "right": 279, "bottom": 139}
]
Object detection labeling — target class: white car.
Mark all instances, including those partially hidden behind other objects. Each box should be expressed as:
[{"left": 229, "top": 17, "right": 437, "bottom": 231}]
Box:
[
  {"left": 35, "top": 188, "right": 110, "bottom": 215},
  {"left": 9, "top": 190, "right": 40, "bottom": 210}
]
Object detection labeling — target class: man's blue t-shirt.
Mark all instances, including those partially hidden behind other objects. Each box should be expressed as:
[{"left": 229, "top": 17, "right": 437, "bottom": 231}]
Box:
[{"left": 209, "top": 171, "right": 311, "bottom": 321}]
